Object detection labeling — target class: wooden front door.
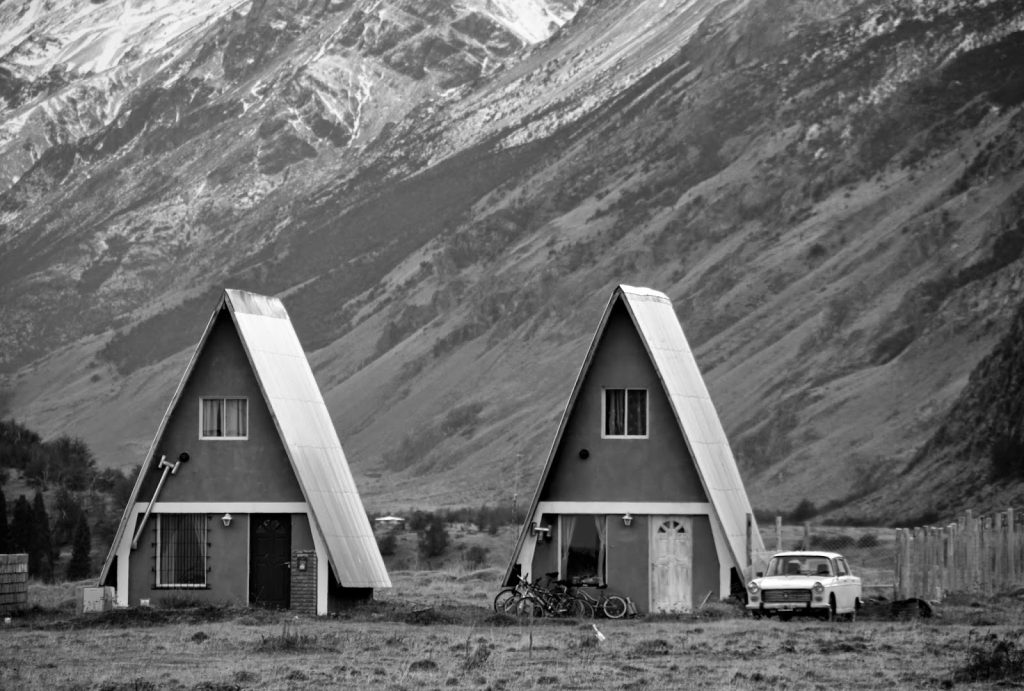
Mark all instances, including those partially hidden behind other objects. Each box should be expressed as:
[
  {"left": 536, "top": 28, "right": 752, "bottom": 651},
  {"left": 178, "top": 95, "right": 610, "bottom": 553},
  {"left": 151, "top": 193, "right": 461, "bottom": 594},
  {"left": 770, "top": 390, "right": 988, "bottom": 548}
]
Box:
[
  {"left": 250, "top": 514, "right": 291, "bottom": 608},
  {"left": 650, "top": 516, "right": 693, "bottom": 613}
]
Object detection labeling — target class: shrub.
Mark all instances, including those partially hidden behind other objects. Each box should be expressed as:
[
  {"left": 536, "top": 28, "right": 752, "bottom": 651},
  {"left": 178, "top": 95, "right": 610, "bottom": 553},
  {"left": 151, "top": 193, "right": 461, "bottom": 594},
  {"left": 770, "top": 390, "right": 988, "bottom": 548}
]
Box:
[
  {"left": 465, "top": 545, "right": 488, "bottom": 568},
  {"left": 955, "top": 634, "right": 1024, "bottom": 683},
  {"left": 376, "top": 530, "right": 398, "bottom": 557},
  {"left": 788, "top": 499, "right": 818, "bottom": 523},
  {"left": 418, "top": 515, "right": 449, "bottom": 560},
  {"left": 856, "top": 533, "right": 880, "bottom": 549}
]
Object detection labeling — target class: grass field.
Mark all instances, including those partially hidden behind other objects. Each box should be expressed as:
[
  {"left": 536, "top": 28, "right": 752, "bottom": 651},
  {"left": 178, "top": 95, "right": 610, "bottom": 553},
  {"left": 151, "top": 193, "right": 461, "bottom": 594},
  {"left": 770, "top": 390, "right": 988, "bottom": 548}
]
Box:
[{"left": 4, "top": 569, "right": 1024, "bottom": 690}]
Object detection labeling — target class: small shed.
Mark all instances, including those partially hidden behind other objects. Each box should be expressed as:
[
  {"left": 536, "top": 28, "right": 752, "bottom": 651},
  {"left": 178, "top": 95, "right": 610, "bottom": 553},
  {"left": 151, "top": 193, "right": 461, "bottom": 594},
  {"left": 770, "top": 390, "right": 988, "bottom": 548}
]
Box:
[
  {"left": 504, "top": 285, "right": 764, "bottom": 613},
  {"left": 98, "top": 289, "right": 390, "bottom": 613}
]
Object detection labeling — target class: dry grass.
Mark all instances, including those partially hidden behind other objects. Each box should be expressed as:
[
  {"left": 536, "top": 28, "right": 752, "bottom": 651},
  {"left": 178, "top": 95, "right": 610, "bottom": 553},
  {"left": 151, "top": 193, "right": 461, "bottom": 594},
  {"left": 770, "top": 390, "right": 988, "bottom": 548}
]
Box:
[{"left": 4, "top": 571, "right": 1024, "bottom": 690}]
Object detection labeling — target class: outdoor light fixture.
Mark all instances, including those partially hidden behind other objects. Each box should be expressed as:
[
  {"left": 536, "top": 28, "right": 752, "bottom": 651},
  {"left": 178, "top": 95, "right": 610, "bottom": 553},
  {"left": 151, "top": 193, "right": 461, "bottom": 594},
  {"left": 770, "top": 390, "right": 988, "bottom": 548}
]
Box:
[
  {"left": 297, "top": 556, "right": 308, "bottom": 572},
  {"left": 221, "top": 513, "right": 233, "bottom": 527},
  {"left": 622, "top": 513, "right": 633, "bottom": 527},
  {"left": 578, "top": 449, "right": 590, "bottom": 460},
  {"left": 531, "top": 522, "right": 551, "bottom": 540}
]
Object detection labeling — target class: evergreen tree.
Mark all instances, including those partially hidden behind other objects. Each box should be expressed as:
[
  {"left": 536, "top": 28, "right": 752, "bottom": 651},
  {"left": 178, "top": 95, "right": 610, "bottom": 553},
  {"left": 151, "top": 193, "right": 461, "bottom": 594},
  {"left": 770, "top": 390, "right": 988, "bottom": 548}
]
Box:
[
  {"left": 67, "top": 514, "right": 92, "bottom": 580},
  {"left": 32, "top": 491, "right": 54, "bottom": 581},
  {"left": 10, "top": 495, "right": 32, "bottom": 555},
  {"left": 0, "top": 488, "right": 8, "bottom": 553},
  {"left": 52, "top": 487, "right": 83, "bottom": 547}
]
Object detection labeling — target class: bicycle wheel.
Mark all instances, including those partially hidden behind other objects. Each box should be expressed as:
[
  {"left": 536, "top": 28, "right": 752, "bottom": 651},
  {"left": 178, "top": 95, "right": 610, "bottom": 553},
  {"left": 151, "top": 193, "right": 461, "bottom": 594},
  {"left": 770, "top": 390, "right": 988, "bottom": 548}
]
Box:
[
  {"left": 515, "top": 596, "right": 545, "bottom": 618},
  {"left": 572, "top": 598, "right": 596, "bottom": 619},
  {"left": 493, "top": 588, "right": 516, "bottom": 613},
  {"left": 602, "top": 595, "right": 628, "bottom": 619}
]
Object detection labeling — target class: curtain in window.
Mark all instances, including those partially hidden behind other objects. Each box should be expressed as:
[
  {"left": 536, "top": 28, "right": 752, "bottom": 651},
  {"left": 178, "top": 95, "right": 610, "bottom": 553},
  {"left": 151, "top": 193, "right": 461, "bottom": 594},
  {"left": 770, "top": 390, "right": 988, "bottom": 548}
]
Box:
[
  {"left": 202, "top": 399, "right": 222, "bottom": 437},
  {"left": 627, "top": 389, "right": 647, "bottom": 436},
  {"left": 594, "top": 516, "right": 607, "bottom": 584},
  {"left": 559, "top": 515, "right": 577, "bottom": 577},
  {"left": 224, "top": 398, "right": 246, "bottom": 437},
  {"left": 605, "top": 389, "right": 625, "bottom": 435}
]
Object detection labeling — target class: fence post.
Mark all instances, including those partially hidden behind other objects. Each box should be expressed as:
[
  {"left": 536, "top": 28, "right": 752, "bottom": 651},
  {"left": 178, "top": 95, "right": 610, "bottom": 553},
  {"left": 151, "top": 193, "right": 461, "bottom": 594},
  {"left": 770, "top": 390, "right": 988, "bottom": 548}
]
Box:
[
  {"left": 966, "top": 510, "right": 978, "bottom": 593},
  {"left": 997, "top": 511, "right": 1008, "bottom": 592},
  {"left": 1008, "top": 508, "right": 1016, "bottom": 587},
  {"left": 945, "top": 523, "right": 956, "bottom": 596},
  {"left": 895, "top": 529, "right": 910, "bottom": 600},
  {"left": 775, "top": 516, "right": 783, "bottom": 552},
  {"left": 894, "top": 529, "right": 902, "bottom": 600}
]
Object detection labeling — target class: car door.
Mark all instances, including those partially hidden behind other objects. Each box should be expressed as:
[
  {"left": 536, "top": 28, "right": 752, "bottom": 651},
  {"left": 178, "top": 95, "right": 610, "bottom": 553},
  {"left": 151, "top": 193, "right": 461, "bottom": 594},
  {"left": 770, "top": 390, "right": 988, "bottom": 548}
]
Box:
[{"left": 834, "top": 557, "right": 855, "bottom": 611}]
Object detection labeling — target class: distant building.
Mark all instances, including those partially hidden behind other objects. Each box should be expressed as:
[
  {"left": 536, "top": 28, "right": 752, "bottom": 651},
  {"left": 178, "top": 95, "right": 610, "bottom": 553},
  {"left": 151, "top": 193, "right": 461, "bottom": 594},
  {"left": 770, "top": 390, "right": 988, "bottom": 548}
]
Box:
[
  {"left": 503, "top": 285, "right": 765, "bottom": 613},
  {"left": 99, "top": 289, "right": 390, "bottom": 614},
  {"left": 374, "top": 516, "right": 406, "bottom": 529}
]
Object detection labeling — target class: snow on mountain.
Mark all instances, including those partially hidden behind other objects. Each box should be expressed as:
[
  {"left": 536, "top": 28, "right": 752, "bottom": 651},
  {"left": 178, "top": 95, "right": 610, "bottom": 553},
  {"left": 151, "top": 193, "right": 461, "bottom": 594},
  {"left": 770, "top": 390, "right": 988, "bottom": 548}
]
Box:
[{"left": 2, "top": 0, "right": 1024, "bottom": 520}]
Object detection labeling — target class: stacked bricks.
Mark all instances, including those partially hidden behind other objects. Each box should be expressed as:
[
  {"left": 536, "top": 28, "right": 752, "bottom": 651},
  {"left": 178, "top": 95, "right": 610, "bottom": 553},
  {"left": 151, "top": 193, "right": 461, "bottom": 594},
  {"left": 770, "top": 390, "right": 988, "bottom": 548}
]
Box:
[
  {"left": 290, "top": 550, "right": 317, "bottom": 615},
  {"left": 0, "top": 554, "right": 28, "bottom": 615}
]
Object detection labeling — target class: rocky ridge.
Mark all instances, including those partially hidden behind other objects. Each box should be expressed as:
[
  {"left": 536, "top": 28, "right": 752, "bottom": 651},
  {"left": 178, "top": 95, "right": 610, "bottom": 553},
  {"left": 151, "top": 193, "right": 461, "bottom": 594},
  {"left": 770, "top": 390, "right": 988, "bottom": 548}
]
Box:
[{"left": 1, "top": 0, "right": 1023, "bottom": 521}]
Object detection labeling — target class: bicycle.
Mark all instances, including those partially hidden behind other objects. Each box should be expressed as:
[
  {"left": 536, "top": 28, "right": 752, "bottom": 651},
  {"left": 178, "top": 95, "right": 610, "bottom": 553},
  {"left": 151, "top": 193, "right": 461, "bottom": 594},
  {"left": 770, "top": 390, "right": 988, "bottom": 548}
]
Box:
[
  {"left": 567, "top": 577, "right": 628, "bottom": 618},
  {"left": 502, "top": 575, "right": 592, "bottom": 618}
]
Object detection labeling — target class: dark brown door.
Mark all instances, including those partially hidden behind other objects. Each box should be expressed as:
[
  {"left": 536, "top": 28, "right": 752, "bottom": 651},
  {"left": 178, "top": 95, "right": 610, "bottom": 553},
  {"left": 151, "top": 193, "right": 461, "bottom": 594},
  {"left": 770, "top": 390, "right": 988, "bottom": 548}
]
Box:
[{"left": 250, "top": 514, "right": 291, "bottom": 608}]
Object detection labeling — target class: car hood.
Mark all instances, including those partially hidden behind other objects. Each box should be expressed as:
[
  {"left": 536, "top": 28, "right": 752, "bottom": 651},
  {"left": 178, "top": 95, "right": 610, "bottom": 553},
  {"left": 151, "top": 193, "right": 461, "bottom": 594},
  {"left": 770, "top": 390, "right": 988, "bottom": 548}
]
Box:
[{"left": 754, "top": 576, "right": 830, "bottom": 589}]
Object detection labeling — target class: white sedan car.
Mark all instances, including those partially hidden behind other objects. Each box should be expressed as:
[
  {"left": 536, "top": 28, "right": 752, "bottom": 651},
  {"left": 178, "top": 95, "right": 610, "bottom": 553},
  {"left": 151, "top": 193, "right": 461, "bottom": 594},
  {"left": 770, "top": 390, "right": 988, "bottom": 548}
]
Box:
[{"left": 746, "top": 551, "right": 862, "bottom": 621}]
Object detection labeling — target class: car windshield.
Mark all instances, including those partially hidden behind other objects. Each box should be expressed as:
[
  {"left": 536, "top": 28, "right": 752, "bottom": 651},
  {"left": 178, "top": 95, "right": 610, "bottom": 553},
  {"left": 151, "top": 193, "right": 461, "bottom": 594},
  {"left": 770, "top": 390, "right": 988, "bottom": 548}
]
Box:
[{"left": 766, "top": 556, "right": 833, "bottom": 577}]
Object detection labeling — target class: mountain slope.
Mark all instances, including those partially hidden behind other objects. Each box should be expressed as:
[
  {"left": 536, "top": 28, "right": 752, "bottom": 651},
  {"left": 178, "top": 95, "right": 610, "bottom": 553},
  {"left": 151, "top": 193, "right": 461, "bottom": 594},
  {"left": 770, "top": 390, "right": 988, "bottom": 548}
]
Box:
[{"left": 2, "top": 0, "right": 1024, "bottom": 520}]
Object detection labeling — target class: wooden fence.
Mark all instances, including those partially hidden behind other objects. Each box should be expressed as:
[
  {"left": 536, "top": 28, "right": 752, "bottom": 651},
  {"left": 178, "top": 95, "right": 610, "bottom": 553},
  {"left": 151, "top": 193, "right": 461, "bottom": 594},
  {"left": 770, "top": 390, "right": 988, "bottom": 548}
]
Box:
[
  {"left": 0, "top": 553, "right": 28, "bottom": 615},
  {"left": 895, "top": 509, "right": 1024, "bottom": 600}
]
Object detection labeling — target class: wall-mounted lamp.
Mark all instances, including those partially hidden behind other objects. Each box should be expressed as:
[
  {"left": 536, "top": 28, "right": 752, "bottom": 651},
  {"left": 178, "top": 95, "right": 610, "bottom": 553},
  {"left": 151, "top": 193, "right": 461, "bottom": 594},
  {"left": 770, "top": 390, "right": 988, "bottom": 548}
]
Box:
[
  {"left": 622, "top": 513, "right": 633, "bottom": 527},
  {"left": 578, "top": 449, "right": 590, "bottom": 460},
  {"left": 531, "top": 522, "right": 551, "bottom": 540},
  {"left": 221, "top": 513, "right": 233, "bottom": 527},
  {"left": 297, "top": 556, "right": 308, "bottom": 572}
]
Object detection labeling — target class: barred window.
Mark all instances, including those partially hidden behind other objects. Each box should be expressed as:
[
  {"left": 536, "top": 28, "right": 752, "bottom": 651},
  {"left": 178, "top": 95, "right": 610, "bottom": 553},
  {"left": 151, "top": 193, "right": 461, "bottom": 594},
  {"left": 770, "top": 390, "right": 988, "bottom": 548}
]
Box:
[
  {"left": 156, "top": 514, "right": 209, "bottom": 588},
  {"left": 200, "top": 397, "right": 248, "bottom": 439}
]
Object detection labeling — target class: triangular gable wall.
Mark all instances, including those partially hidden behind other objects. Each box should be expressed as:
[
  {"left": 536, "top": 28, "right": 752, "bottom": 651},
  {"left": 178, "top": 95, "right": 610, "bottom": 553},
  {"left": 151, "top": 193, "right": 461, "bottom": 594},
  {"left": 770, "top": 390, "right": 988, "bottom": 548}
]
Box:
[
  {"left": 504, "top": 284, "right": 764, "bottom": 584},
  {"left": 100, "top": 290, "right": 390, "bottom": 589}
]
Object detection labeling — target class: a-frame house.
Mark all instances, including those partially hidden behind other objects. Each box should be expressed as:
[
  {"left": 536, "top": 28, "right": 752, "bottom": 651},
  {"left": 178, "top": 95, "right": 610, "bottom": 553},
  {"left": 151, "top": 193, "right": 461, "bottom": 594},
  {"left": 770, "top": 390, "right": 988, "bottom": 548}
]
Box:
[
  {"left": 504, "top": 285, "right": 765, "bottom": 613},
  {"left": 99, "top": 289, "right": 389, "bottom": 614}
]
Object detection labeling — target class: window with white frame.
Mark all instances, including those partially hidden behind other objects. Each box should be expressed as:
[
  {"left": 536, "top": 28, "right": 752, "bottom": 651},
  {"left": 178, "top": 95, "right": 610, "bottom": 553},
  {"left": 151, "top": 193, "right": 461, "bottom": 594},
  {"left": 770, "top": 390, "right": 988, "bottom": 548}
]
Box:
[
  {"left": 156, "top": 514, "right": 209, "bottom": 588},
  {"left": 603, "top": 388, "right": 648, "bottom": 437},
  {"left": 200, "top": 397, "right": 248, "bottom": 439}
]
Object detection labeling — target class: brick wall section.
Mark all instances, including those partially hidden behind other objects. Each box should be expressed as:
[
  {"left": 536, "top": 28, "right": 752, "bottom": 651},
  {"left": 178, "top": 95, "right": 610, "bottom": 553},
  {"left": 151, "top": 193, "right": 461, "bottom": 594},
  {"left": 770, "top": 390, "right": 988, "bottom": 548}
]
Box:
[
  {"left": 290, "top": 550, "right": 317, "bottom": 615},
  {"left": 0, "top": 554, "right": 29, "bottom": 615}
]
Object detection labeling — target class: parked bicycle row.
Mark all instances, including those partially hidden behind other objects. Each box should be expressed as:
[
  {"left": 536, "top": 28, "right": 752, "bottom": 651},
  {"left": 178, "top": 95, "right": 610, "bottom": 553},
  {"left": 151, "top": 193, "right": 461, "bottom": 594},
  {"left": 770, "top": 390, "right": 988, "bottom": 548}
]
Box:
[{"left": 493, "top": 573, "right": 632, "bottom": 619}]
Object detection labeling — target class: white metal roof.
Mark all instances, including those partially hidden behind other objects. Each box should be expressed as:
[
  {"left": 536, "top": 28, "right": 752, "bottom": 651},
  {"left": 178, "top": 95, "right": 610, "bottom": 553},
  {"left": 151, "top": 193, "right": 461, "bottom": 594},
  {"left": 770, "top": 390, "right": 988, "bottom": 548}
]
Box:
[
  {"left": 618, "top": 285, "right": 765, "bottom": 572},
  {"left": 99, "top": 289, "right": 390, "bottom": 589},
  {"left": 504, "top": 284, "right": 764, "bottom": 583}
]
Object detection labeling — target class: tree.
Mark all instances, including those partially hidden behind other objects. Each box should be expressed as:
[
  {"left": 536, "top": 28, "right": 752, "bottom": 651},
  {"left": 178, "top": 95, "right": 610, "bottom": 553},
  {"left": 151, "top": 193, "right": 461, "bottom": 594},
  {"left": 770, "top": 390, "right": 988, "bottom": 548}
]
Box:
[
  {"left": 0, "top": 418, "right": 41, "bottom": 470},
  {"left": 9, "top": 495, "right": 32, "bottom": 555},
  {"left": 48, "top": 436, "right": 97, "bottom": 491},
  {"left": 32, "top": 491, "right": 54, "bottom": 581},
  {"left": 417, "top": 514, "right": 449, "bottom": 561},
  {"left": 52, "top": 487, "right": 83, "bottom": 547},
  {"left": 66, "top": 514, "right": 92, "bottom": 580},
  {"left": 0, "top": 487, "right": 8, "bottom": 552},
  {"left": 376, "top": 529, "right": 398, "bottom": 557}
]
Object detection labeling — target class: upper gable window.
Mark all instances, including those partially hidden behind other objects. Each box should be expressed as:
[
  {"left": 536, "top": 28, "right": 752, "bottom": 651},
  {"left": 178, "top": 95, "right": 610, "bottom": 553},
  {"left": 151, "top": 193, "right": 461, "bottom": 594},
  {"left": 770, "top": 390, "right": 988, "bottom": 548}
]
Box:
[
  {"left": 200, "top": 397, "right": 248, "bottom": 439},
  {"left": 603, "top": 388, "right": 648, "bottom": 438}
]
